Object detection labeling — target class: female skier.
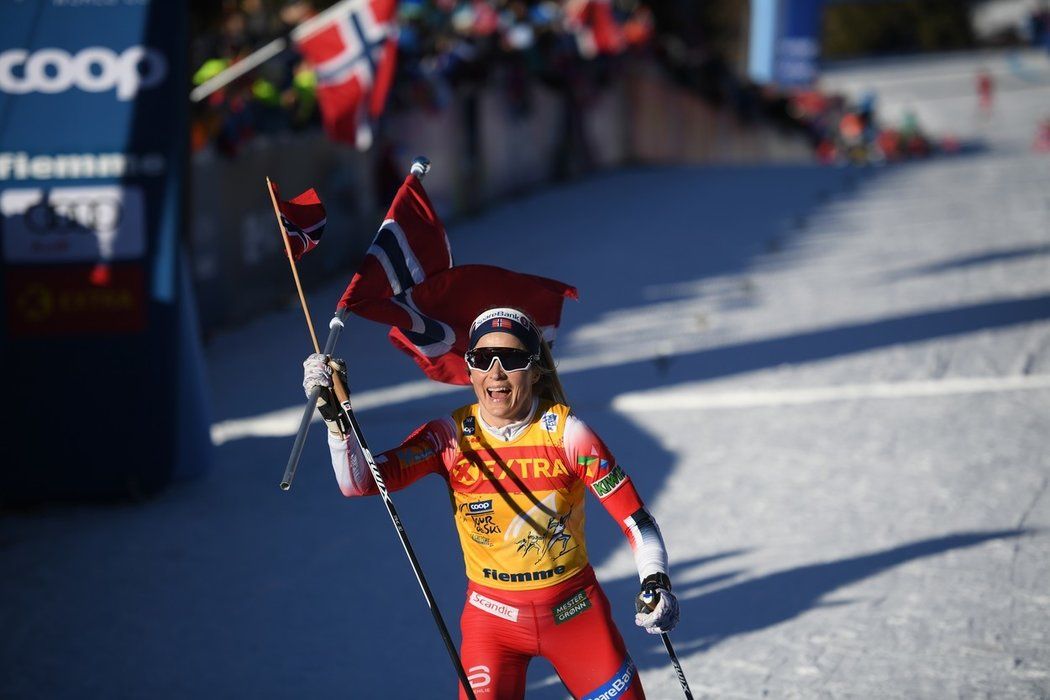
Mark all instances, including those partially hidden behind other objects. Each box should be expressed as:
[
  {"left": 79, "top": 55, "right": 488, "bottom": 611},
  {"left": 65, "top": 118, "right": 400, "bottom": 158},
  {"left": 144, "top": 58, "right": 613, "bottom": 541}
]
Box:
[{"left": 303, "top": 307, "right": 679, "bottom": 699}]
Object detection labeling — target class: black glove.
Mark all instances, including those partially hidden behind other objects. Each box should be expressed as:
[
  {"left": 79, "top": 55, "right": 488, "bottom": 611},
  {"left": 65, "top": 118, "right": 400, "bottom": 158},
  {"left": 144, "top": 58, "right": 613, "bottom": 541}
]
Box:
[{"left": 302, "top": 353, "right": 350, "bottom": 436}]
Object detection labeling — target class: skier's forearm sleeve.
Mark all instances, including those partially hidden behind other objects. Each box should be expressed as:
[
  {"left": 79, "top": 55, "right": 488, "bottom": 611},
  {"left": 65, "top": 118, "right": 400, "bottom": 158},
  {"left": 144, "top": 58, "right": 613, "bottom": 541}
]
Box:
[
  {"left": 328, "top": 431, "right": 374, "bottom": 497},
  {"left": 621, "top": 506, "right": 669, "bottom": 582},
  {"left": 564, "top": 414, "right": 669, "bottom": 581},
  {"left": 329, "top": 416, "right": 456, "bottom": 497}
]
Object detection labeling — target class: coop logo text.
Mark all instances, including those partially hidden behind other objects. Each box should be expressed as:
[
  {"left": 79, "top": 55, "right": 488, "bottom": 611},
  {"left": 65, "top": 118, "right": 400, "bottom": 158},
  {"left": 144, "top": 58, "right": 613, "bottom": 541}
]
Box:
[{"left": 0, "top": 46, "right": 167, "bottom": 101}]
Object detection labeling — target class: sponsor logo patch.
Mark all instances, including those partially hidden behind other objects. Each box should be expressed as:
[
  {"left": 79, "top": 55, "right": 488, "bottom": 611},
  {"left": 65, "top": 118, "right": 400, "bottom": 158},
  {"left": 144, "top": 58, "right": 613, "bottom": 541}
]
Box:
[
  {"left": 467, "top": 665, "right": 491, "bottom": 690},
  {"left": 454, "top": 456, "right": 569, "bottom": 486},
  {"left": 463, "top": 416, "right": 476, "bottom": 436},
  {"left": 591, "top": 465, "right": 627, "bottom": 498},
  {"left": 541, "top": 411, "right": 558, "bottom": 432},
  {"left": 482, "top": 565, "right": 566, "bottom": 583},
  {"left": 578, "top": 454, "right": 611, "bottom": 478},
  {"left": 552, "top": 589, "right": 591, "bottom": 624},
  {"left": 469, "top": 591, "right": 519, "bottom": 622},
  {"left": 465, "top": 499, "right": 494, "bottom": 516},
  {"left": 460, "top": 501, "right": 501, "bottom": 533},
  {"left": 581, "top": 658, "right": 636, "bottom": 700},
  {"left": 393, "top": 444, "right": 435, "bottom": 468},
  {"left": 473, "top": 308, "right": 531, "bottom": 331}
]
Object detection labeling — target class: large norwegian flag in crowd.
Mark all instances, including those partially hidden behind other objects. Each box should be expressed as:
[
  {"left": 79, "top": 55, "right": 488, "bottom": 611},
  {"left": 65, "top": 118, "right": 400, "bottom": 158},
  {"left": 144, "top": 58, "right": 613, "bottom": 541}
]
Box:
[
  {"left": 292, "top": 0, "right": 397, "bottom": 149},
  {"left": 339, "top": 171, "right": 577, "bottom": 384}
]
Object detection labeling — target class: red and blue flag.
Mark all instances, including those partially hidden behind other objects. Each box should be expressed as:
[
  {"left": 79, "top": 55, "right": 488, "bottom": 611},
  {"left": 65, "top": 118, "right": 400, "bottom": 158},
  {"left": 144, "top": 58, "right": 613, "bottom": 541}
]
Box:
[
  {"left": 339, "top": 171, "right": 577, "bottom": 384},
  {"left": 272, "top": 183, "right": 327, "bottom": 260},
  {"left": 292, "top": 0, "right": 397, "bottom": 149}
]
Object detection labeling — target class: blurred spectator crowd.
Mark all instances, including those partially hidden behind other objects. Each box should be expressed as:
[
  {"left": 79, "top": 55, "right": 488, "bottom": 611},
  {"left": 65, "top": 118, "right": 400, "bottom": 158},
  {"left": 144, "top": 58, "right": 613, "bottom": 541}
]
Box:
[
  {"left": 191, "top": 0, "right": 1008, "bottom": 167},
  {"left": 191, "top": 0, "right": 315, "bottom": 155},
  {"left": 190, "top": 0, "right": 656, "bottom": 157},
  {"left": 783, "top": 88, "right": 962, "bottom": 167},
  {"left": 191, "top": 0, "right": 851, "bottom": 165}
]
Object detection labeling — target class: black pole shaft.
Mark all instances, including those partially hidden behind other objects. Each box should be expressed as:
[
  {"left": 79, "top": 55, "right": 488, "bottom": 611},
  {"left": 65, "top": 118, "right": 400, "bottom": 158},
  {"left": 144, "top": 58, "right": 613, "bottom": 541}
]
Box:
[
  {"left": 340, "top": 402, "right": 477, "bottom": 700},
  {"left": 661, "top": 633, "right": 693, "bottom": 700},
  {"left": 281, "top": 310, "right": 348, "bottom": 491}
]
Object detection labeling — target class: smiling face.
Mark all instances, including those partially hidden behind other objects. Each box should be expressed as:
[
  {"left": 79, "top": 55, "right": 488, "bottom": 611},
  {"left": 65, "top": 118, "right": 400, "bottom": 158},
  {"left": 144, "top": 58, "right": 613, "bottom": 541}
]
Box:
[{"left": 468, "top": 332, "right": 540, "bottom": 427}]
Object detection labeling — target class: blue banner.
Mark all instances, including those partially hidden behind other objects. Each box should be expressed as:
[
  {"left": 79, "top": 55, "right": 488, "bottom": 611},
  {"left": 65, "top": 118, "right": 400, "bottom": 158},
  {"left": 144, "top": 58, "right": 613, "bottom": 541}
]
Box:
[
  {"left": 775, "top": 0, "right": 824, "bottom": 87},
  {"left": 748, "top": 0, "right": 824, "bottom": 88},
  {"left": 0, "top": 1, "right": 210, "bottom": 501}
]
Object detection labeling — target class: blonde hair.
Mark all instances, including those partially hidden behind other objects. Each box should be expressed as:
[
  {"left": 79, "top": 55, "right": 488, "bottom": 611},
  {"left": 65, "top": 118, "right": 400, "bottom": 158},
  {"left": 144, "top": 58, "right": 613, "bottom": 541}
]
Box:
[{"left": 535, "top": 338, "right": 569, "bottom": 407}]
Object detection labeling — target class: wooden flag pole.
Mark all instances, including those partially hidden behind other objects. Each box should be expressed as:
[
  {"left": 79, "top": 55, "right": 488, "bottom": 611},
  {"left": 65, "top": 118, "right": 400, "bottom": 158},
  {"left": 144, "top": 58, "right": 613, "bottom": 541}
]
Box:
[
  {"left": 266, "top": 176, "right": 320, "bottom": 353},
  {"left": 279, "top": 157, "right": 432, "bottom": 491}
]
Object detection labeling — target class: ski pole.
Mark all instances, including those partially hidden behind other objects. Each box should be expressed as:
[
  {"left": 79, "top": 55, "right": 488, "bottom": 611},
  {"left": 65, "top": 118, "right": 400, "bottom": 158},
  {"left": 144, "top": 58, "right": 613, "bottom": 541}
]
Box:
[
  {"left": 280, "top": 310, "right": 347, "bottom": 491},
  {"left": 328, "top": 374, "right": 477, "bottom": 700},
  {"left": 661, "top": 632, "right": 693, "bottom": 700},
  {"left": 280, "top": 312, "right": 475, "bottom": 698},
  {"left": 281, "top": 156, "right": 473, "bottom": 696}
]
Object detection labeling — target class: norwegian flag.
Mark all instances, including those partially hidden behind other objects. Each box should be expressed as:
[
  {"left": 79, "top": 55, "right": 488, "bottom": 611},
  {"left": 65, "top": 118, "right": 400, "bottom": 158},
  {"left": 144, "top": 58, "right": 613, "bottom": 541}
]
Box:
[
  {"left": 272, "top": 182, "right": 327, "bottom": 260},
  {"left": 345, "top": 264, "right": 578, "bottom": 384},
  {"left": 566, "top": 0, "right": 626, "bottom": 59},
  {"left": 338, "top": 171, "right": 577, "bottom": 384},
  {"left": 291, "top": 0, "right": 397, "bottom": 149},
  {"left": 340, "top": 171, "right": 453, "bottom": 306}
]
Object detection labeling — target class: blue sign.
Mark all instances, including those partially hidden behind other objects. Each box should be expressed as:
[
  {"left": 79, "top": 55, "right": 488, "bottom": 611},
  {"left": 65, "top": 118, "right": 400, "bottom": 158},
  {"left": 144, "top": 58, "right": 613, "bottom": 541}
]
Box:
[
  {"left": 749, "top": 0, "right": 825, "bottom": 87},
  {"left": 776, "top": 0, "right": 824, "bottom": 86},
  {"left": 0, "top": 1, "right": 210, "bottom": 501}
]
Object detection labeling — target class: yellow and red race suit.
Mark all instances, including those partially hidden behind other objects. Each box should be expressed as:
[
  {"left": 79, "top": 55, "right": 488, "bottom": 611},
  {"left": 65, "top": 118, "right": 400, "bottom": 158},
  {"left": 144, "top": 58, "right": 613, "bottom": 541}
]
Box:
[{"left": 329, "top": 398, "right": 668, "bottom": 698}]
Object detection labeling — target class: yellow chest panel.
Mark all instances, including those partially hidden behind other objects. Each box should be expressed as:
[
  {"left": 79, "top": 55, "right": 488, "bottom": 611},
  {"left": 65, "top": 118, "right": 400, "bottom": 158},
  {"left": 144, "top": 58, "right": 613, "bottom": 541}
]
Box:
[{"left": 448, "top": 403, "right": 590, "bottom": 590}]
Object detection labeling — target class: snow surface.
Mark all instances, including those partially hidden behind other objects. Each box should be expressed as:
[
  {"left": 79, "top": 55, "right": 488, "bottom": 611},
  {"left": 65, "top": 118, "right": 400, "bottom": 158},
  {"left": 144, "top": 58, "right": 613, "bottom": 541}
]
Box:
[{"left": 3, "top": 50, "right": 1049, "bottom": 699}]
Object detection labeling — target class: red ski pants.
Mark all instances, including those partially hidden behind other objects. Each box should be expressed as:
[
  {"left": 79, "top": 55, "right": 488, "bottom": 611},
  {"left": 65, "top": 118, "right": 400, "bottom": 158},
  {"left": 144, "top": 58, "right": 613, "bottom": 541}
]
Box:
[{"left": 458, "top": 566, "right": 644, "bottom": 700}]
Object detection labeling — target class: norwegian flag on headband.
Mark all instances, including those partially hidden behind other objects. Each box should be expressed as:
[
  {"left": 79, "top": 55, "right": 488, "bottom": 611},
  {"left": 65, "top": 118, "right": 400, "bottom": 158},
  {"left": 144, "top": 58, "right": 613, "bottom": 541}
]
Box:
[
  {"left": 337, "top": 171, "right": 577, "bottom": 384},
  {"left": 272, "top": 183, "right": 327, "bottom": 260},
  {"left": 344, "top": 264, "right": 578, "bottom": 384},
  {"left": 292, "top": 0, "right": 397, "bottom": 149}
]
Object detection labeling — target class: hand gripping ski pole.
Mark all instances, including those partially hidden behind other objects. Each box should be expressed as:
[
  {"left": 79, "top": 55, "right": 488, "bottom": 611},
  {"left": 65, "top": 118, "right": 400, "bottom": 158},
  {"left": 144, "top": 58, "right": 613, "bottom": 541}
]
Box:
[{"left": 280, "top": 310, "right": 347, "bottom": 491}]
